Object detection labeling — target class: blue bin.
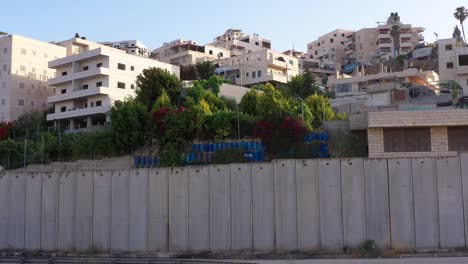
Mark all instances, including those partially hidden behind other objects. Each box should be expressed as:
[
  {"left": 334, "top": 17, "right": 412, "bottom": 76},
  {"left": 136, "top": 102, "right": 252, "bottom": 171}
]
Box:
[
  {"left": 140, "top": 156, "right": 147, "bottom": 168},
  {"left": 133, "top": 156, "right": 141, "bottom": 168},
  {"left": 323, "top": 132, "right": 329, "bottom": 141},
  {"left": 151, "top": 157, "right": 157, "bottom": 167},
  {"left": 208, "top": 143, "right": 214, "bottom": 152}
]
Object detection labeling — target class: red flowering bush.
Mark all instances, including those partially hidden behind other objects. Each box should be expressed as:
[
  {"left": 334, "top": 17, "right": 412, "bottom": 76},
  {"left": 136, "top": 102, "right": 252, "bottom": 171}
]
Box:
[
  {"left": 254, "top": 116, "right": 308, "bottom": 158},
  {"left": 0, "top": 122, "right": 13, "bottom": 141}
]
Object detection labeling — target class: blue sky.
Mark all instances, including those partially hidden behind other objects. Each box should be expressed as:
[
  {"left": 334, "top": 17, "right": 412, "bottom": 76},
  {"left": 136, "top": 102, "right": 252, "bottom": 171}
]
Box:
[{"left": 1, "top": 0, "right": 466, "bottom": 52}]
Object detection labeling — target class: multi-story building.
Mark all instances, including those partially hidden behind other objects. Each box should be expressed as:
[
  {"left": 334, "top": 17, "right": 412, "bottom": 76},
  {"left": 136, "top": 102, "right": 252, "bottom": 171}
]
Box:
[
  {"left": 0, "top": 34, "right": 66, "bottom": 121},
  {"left": 210, "top": 29, "right": 272, "bottom": 56},
  {"left": 151, "top": 39, "right": 230, "bottom": 66},
  {"left": 307, "top": 29, "right": 353, "bottom": 66},
  {"left": 344, "top": 28, "right": 378, "bottom": 65},
  {"left": 46, "top": 37, "right": 179, "bottom": 131},
  {"left": 215, "top": 49, "right": 299, "bottom": 86},
  {"left": 100, "top": 40, "right": 150, "bottom": 57},
  {"left": 437, "top": 38, "right": 468, "bottom": 95}
]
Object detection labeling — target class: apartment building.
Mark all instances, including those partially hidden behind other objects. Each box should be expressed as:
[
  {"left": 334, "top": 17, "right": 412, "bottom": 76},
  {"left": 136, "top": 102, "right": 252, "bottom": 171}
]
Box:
[
  {"left": 307, "top": 29, "right": 353, "bottom": 66},
  {"left": 210, "top": 29, "right": 272, "bottom": 56},
  {"left": 0, "top": 34, "right": 66, "bottom": 122},
  {"left": 215, "top": 49, "right": 299, "bottom": 86},
  {"left": 438, "top": 38, "right": 468, "bottom": 95},
  {"left": 345, "top": 28, "right": 378, "bottom": 65},
  {"left": 46, "top": 38, "right": 179, "bottom": 131},
  {"left": 151, "top": 39, "right": 230, "bottom": 66},
  {"left": 100, "top": 40, "right": 150, "bottom": 57}
]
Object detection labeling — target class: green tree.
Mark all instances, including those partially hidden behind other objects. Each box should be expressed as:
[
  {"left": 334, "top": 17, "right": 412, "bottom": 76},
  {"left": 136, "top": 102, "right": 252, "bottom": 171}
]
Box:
[
  {"left": 192, "top": 75, "right": 225, "bottom": 95},
  {"left": 180, "top": 64, "right": 199, "bottom": 80},
  {"left": 304, "top": 93, "right": 336, "bottom": 128},
  {"left": 453, "top": 25, "right": 463, "bottom": 42},
  {"left": 256, "top": 83, "right": 291, "bottom": 118},
  {"left": 12, "top": 111, "right": 46, "bottom": 140},
  {"left": 109, "top": 100, "right": 149, "bottom": 153},
  {"left": 454, "top": 6, "right": 467, "bottom": 43},
  {"left": 152, "top": 89, "right": 172, "bottom": 111},
  {"left": 240, "top": 89, "right": 260, "bottom": 115},
  {"left": 390, "top": 25, "right": 401, "bottom": 58},
  {"left": 135, "top": 67, "right": 181, "bottom": 110},
  {"left": 195, "top": 61, "right": 215, "bottom": 80},
  {"left": 287, "top": 72, "right": 320, "bottom": 98}
]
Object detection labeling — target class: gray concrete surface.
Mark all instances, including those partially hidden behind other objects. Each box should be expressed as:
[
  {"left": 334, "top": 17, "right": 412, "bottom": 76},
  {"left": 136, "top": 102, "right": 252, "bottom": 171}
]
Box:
[{"left": 255, "top": 258, "right": 468, "bottom": 264}]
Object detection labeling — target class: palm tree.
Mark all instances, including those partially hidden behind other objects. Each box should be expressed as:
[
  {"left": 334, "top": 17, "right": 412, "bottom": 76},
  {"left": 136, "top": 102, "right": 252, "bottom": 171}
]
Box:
[
  {"left": 390, "top": 25, "right": 401, "bottom": 58},
  {"left": 453, "top": 25, "right": 463, "bottom": 42},
  {"left": 454, "top": 6, "right": 467, "bottom": 43}
]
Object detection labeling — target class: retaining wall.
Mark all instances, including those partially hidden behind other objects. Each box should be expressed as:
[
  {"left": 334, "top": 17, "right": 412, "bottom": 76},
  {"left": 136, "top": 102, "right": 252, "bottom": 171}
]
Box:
[{"left": 1, "top": 155, "right": 468, "bottom": 253}]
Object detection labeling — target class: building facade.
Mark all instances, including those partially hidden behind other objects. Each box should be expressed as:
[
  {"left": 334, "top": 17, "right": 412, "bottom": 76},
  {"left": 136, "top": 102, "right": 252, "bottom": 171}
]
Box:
[
  {"left": 210, "top": 29, "right": 272, "bottom": 56},
  {"left": 437, "top": 38, "right": 468, "bottom": 95},
  {"left": 46, "top": 38, "right": 179, "bottom": 131},
  {"left": 307, "top": 29, "right": 353, "bottom": 66},
  {"left": 0, "top": 34, "right": 66, "bottom": 121},
  {"left": 100, "top": 40, "right": 150, "bottom": 57}
]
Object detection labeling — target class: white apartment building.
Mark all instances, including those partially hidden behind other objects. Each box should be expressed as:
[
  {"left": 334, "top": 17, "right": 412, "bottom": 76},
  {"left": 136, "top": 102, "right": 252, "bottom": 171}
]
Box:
[
  {"left": 438, "top": 38, "right": 468, "bottom": 95},
  {"left": 151, "top": 39, "right": 230, "bottom": 66},
  {"left": 307, "top": 29, "right": 353, "bottom": 66},
  {"left": 0, "top": 34, "right": 66, "bottom": 121},
  {"left": 100, "top": 40, "right": 150, "bottom": 57},
  {"left": 215, "top": 49, "right": 299, "bottom": 86},
  {"left": 210, "top": 29, "right": 272, "bottom": 56},
  {"left": 46, "top": 38, "right": 179, "bottom": 131}
]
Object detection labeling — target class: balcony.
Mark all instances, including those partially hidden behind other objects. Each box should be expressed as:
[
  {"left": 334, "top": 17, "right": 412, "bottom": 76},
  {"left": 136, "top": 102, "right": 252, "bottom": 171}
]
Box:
[
  {"left": 400, "top": 33, "right": 412, "bottom": 39},
  {"left": 49, "top": 48, "right": 105, "bottom": 68},
  {"left": 48, "top": 67, "right": 110, "bottom": 86},
  {"left": 457, "top": 65, "right": 468, "bottom": 75},
  {"left": 46, "top": 105, "right": 111, "bottom": 121},
  {"left": 268, "top": 58, "right": 289, "bottom": 70},
  {"left": 47, "top": 86, "right": 111, "bottom": 103}
]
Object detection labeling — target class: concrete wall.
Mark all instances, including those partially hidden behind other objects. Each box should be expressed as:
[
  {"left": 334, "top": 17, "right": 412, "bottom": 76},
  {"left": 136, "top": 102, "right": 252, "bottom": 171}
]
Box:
[{"left": 1, "top": 156, "right": 468, "bottom": 253}]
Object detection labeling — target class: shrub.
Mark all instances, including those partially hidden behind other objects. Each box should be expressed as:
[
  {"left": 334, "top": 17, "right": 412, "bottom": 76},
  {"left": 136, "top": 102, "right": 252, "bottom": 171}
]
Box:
[{"left": 213, "top": 149, "right": 246, "bottom": 164}]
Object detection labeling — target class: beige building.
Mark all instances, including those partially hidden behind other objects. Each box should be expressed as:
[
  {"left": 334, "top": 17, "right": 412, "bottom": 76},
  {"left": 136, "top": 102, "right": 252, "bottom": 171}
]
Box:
[
  {"left": 368, "top": 109, "right": 468, "bottom": 158},
  {"left": 307, "top": 29, "right": 353, "bottom": 65},
  {"left": 210, "top": 29, "right": 272, "bottom": 56},
  {"left": 345, "top": 28, "right": 378, "bottom": 65},
  {"left": 437, "top": 38, "right": 468, "bottom": 95},
  {"left": 215, "top": 49, "right": 299, "bottom": 86},
  {"left": 0, "top": 34, "right": 66, "bottom": 121},
  {"left": 151, "top": 39, "right": 230, "bottom": 66},
  {"left": 46, "top": 38, "right": 179, "bottom": 131},
  {"left": 100, "top": 40, "right": 150, "bottom": 57}
]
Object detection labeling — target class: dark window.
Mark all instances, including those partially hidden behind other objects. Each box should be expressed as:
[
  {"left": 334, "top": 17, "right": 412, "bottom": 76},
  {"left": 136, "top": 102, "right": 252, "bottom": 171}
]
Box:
[
  {"left": 90, "top": 102, "right": 94, "bottom": 107},
  {"left": 61, "top": 89, "right": 66, "bottom": 94},
  {"left": 118, "top": 63, "right": 126, "bottom": 70},
  {"left": 342, "top": 33, "right": 345, "bottom": 37},
  {"left": 130, "top": 66, "right": 134, "bottom": 71},
  {"left": 82, "top": 84, "right": 88, "bottom": 90},
  {"left": 330, "top": 38, "right": 334, "bottom": 43},
  {"left": 61, "top": 106, "right": 66, "bottom": 112},
  {"left": 62, "top": 71, "right": 67, "bottom": 76},
  {"left": 246, "top": 72, "right": 249, "bottom": 77},
  {"left": 209, "top": 50, "right": 213, "bottom": 55},
  {"left": 255, "top": 42, "right": 259, "bottom": 46},
  {"left": 96, "top": 100, "right": 102, "bottom": 107},
  {"left": 252, "top": 71, "right": 256, "bottom": 78},
  {"left": 446, "top": 44, "right": 453, "bottom": 51},
  {"left": 82, "top": 66, "right": 89, "bottom": 71},
  {"left": 459, "top": 55, "right": 468, "bottom": 66},
  {"left": 383, "top": 128, "right": 431, "bottom": 152},
  {"left": 131, "top": 84, "right": 135, "bottom": 89},
  {"left": 257, "top": 70, "right": 262, "bottom": 77},
  {"left": 117, "top": 82, "right": 126, "bottom": 89},
  {"left": 96, "top": 82, "right": 102, "bottom": 87},
  {"left": 447, "top": 62, "right": 454, "bottom": 69},
  {"left": 97, "top": 63, "right": 103, "bottom": 67},
  {"left": 448, "top": 127, "right": 468, "bottom": 151}
]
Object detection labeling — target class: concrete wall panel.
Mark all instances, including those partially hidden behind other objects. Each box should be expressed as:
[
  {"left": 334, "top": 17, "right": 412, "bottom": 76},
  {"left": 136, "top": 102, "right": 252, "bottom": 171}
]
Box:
[
  {"left": 93, "top": 170, "right": 112, "bottom": 251},
  {"left": 0, "top": 172, "right": 10, "bottom": 249},
  {"left": 388, "top": 159, "right": 415, "bottom": 249},
  {"left": 460, "top": 153, "right": 468, "bottom": 248},
  {"left": 341, "top": 158, "right": 366, "bottom": 249},
  {"left": 129, "top": 168, "right": 149, "bottom": 251},
  {"left": 8, "top": 172, "right": 26, "bottom": 249},
  {"left": 210, "top": 165, "right": 231, "bottom": 251},
  {"left": 436, "top": 157, "right": 465, "bottom": 248},
  {"left": 75, "top": 171, "right": 94, "bottom": 251},
  {"left": 230, "top": 163, "right": 253, "bottom": 251},
  {"left": 110, "top": 169, "right": 130, "bottom": 251},
  {"left": 296, "top": 160, "right": 320, "bottom": 250},
  {"left": 318, "top": 159, "right": 343, "bottom": 250},
  {"left": 188, "top": 167, "right": 210, "bottom": 251},
  {"left": 169, "top": 168, "right": 189, "bottom": 251},
  {"left": 364, "top": 159, "right": 390, "bottom": 249},
  {"left": 25, "top": 172, "right": 42, "bottom": 250},
  {"left": 412, "top": 158, "right": 439, "bottom": 249},
  {"left": 58, "top": 171, "right": 76, "bottom": 251},
  {"left": 41, "top": 172, "right": 59, "bottom": 251},
  {"left": 252, "top": 163, "right": 275, "bottom": 252},
  {"left": 148, "top": 168, "right": 168, "bottom": 252},
  {"left": 273, "top": 160, "right": 298, "bottom": 251}
]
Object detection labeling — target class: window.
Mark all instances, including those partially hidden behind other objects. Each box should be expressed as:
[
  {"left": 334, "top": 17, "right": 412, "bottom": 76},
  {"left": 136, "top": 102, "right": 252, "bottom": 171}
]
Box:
[
  {"left": 61, "top": 106, "right": 66, "bottom": 112},
  {"left": 96, "top": 100, "right": 102, "bottom": 107},
  {"left": 209, "top": 50, "right": 213, "bottom": 55},
  {"left": 20, "top": 65, "right": 26, "bottom": 71},
  {"left": 118, "top": 63, "right": 126, "bottom": 70},
  {"left": 342, "top": 33, "right": 345, "bottom": 37},
  {"left": 20, "top": 48, "right": 27, "bottom": 55},
  {"left": 117, "top": 82, "right": 126, "bottom": 89},
  {"left": 3, "top": 48, "right": 7, "bottom": 55},
  {"left": 255, "top": 42, "right": 259, "bottom": 46},
  {"left": 330, "top": 38, "right": 334, "bottom": 43},
  {"left": 90, "top": 102, "right": 94, "bottom": 107},
  {"left": 246, "top": 72, "right": 249, "bottom": 77},
  {"left": 257, "top": 70, "right": 262, "bottom": 78},
  {"left": 82, "top": 66, "right": 89, "bottom": 71},
  {"left": 289, "top": 60, "right": 294, "bottom": 65},
  {"left": 82, "top": 84, "right": 88, "bottom": 90},
  {"left": 252, "top": 71, "right": 256, "bottom": 78},
  {"left": 97, "top": 63, "right": 103, "bottom": 68},
  {"left": 447, "top": 62, "right": 454, "bottom": 69},
  {"left": 445, "top": 44, "right": 453, "bottom": 51},
  {"left": 383, "top": 128, "right": 431, "bottom": 152},
  {"left": 131, "top": 66, "right": 135, "bottom": 71},
  {"left": 459, "top": 55, "right": 468, "bottom": 66},
  {"left": 62, "top": 71, "right": 67, "bottom": 76},
  {"left": 448, "top": 127, "right": 468, "bottom": 151},
  {"left": 96, "top": 81, "right": 103, "bottom": 87},
  {"left": 18, "top": 99, "right": 24, "bottom": 106},
  {"left": 19, "top": 82, "right": 25, "bottom": 89},
  {"left": 131, "top": 84, "right": 135, "bottom": 89},
  {"left": 61, "top": 89, "right": 66, "bottom": 94}
]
